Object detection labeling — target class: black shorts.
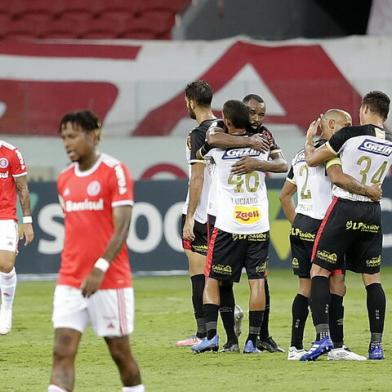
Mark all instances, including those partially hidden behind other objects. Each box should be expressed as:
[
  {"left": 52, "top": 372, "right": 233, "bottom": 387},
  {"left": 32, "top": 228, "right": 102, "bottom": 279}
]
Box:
[
  {"left": 181, "top": 215, "right": 208, "bottom": 256},
  {"left": 290, "top": 213, "right": 321, "bottom": 278},
  {"left": 207, "top": 214, "right": 216, "bottom": 243},
  {"left": 205, "top": 228, "right": 269, "bottom": 282},
  {"left": 312, "top": 197, "right": 382, "bottom": 274}
]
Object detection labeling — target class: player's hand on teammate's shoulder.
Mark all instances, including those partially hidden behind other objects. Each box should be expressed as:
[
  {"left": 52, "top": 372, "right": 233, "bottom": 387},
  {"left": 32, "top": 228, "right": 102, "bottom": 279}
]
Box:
[
  {"left": 81, "top": 268, "right": 105, "bottom": 297},
  {"left": 249, "top": 134, "right": 269, "bottom": 152},
  {"left": 19, "top": 223, "right": 34, "bottom": 246},
  {"left": 182, "top": 217, "right": 195, "bottom": 241},
  {"left": 366, "top": 183, "right": 382, "bottom": 202},
  {"left": 231, "top": 156, "right": 261, "bottom": 175}
]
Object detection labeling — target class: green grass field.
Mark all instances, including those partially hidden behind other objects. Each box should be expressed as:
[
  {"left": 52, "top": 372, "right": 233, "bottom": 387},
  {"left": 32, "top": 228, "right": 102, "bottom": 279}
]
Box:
[{"left": 1, "top": 268, "right": 391, "bottom": 392}]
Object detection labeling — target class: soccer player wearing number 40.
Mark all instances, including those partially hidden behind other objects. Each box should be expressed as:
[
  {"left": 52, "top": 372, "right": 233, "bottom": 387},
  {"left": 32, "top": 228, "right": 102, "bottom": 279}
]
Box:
[
  {"left": 280, "top": 109, "right": 380, "bottom": 361},
  {"left": 48, "top": 111, "right": 144, "bottom": 392},
  {"left": 192, "top": 100, "right": 272, "bottom": 354},
  {"left": 301, "top": 91, "right": 391, "bottom": 361}
]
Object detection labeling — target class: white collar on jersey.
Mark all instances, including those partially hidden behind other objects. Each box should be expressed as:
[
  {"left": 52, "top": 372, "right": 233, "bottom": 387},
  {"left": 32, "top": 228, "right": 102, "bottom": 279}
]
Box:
[{"left": 74, "top": 152, "right": 102, "bottom": 177}]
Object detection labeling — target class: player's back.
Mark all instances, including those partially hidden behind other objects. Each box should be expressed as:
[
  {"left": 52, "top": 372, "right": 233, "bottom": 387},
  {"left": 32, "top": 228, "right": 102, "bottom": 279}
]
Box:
[
  {"left": 207, "top": 141, "right": 269, "bottom": 234},
  {"left": 290, "top": 140, "right": 333, "bottom": 220},
  {"left": 327, "top": 125, "right": 392, "bottom": 202}
]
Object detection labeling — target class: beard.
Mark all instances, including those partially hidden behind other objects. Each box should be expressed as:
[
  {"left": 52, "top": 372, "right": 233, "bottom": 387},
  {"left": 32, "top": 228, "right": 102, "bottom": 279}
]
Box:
[{"left": 188, "top": 108, "right": 196, "bottom": 119}]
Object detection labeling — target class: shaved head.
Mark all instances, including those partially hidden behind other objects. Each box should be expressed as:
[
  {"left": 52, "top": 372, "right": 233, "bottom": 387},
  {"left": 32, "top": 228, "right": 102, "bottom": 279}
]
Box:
[
  {"left": 320, "top": 109, "right": 352, "bottom": 139},
  {"left": 321, "top": 109, "right": 351, "bottom": 124}
]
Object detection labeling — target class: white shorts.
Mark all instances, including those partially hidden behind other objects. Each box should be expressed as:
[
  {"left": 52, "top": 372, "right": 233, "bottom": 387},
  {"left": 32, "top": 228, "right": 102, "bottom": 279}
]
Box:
[
  {"left": 52, "top": 285, "right": 134, "bottom": 337},
  {"left": 0, "top": 220, "right": 18, "bottom": 252}
]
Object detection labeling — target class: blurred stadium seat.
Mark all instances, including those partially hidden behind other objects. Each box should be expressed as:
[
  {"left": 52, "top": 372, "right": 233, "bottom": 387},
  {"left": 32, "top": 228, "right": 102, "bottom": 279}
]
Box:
[{"left": 0, "top": 0, "right": 190, "bottom": 40}]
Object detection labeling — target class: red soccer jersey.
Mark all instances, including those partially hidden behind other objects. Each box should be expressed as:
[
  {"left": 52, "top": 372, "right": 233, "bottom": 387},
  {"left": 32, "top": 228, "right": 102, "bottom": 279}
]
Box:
[
  {"left": 57, "top": 153, "right": 134, "bottom": 289},
  {"left": 0, "top": 140, "right": 27, "bottom": 221}
]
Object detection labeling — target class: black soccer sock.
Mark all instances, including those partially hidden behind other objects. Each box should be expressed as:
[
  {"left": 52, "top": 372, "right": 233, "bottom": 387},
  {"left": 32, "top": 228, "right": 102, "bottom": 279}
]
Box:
[
  {"left": 247, "top": 310, "right": 264, "bottom": 345},
  {"left": 191, "top": 274, "right": 206, "bottom": 338},
  {"left": 203, "top": 303, "right": 220, "bottom": 340},
  {"left": 310, "top": 276, "right": 331, "bottom": 339},
  {"left": 290, "top": 293, "right": 309, "bottom": 349},
  {"left": 366, "top": 283, "right": 386, "bottom": 344},
  {"left": 329, "top": 294, "right": 344, "bottom": 348},
  {"left": 260, "top": 279, "right": 270, "bottom": 340},
  {"left": 219, "top": 282, "right": 237, "bottom": 343}
]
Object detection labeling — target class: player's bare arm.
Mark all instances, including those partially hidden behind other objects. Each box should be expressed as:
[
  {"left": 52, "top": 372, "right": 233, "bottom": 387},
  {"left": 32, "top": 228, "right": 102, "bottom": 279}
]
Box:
[
  {"left": 14, "top": 175, "right": 34, "bottom": 246},
  {"left": 207, "top": 128, "right": 269, "bottom": 152},
  {"left": 230, "top": 151, "right": 288, "bottom": 175},
  {"left": 183, "top": 162, "right": 204, "bottom": 242},
  {"left": 81, "top": 205, "right": 132, "bottom": 297},
  {"left": 279, "top": 180, "right": 297, "bottom": 224},
  {"left": 327, "top": 164, "right": 382, "bottom": 202},
  {"left": 305, "top": 119, "right": 336, "bottom": 166}
]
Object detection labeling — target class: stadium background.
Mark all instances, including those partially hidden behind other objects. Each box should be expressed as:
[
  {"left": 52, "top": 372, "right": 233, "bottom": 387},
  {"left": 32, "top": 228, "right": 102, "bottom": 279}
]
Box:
[{"left": 1, "top": 0, "right": 392, "bottom": 276}]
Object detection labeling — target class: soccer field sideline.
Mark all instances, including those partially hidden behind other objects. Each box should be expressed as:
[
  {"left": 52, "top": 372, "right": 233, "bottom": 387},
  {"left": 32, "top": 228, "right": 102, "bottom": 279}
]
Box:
[{"left": 1, "top": 267, "right": 391, "bottom": 391}]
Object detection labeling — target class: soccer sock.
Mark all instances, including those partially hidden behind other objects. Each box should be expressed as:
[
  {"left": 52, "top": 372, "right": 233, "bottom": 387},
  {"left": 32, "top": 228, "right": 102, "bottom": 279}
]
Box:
[
  {"left": 0, "top": 268, "right": 17, "bottom": 310},
  {"left": 366, "top": 283, "right": 386, "bottom": 345},
  {"left": 247, "top": 310, "right": 264, "bottom": 345},
  {"left": 122, "top": 385, "right": 145, "bottom": 392},
  {"left": 203, "top": 303, "right": 219, "bottom": 340},
  {"left": 329, "top": 294, "right": 344, "bottom": 348},
  {"left": 310, "top": 276, "right": 330, "bottom": 339},
  {"left": 290, "top": 293, "right": 309, "bottom": 349},
  {"left": 219, "top": 282, "right": 237, "bottom": 343},
  {"left": 191, "top": 274, "right": 206, "bottom": 338},
  {"left": 48, "top": 385, "right": 67, "bottom": 392},
  {"left": 260, "top": 279, "right": 270, "bottom": 340}
]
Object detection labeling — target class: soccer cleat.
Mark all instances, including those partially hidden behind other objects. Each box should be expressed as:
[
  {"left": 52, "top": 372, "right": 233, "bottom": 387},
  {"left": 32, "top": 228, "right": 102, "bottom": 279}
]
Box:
[
  {"left": 327, "top": 346, "right": 366, "bottom": 361},
  {"left": 0, "top": 307, "right": 12, "bottom": 335},
  {"left": 221, "top": 341, "right": 240, "bottom": 353},
  {"left": 234, "top": 304, "right": 244, "bottom": 337},
  {"left": 257, "top": 336, "right": 285, "bottom": 353},
  {"left": 368, "top": 344, "right": 384, "bottom": 360},
  {"left": 191, "top": 335, "right": 219, "bottom": 353},
  {"left": 300, "top": 337, "right": 334, "bottom": 361},
  {"left": 243, "top": 340, "right": 262, "bottom": 354},
  {"left": 287, "top": 346, "right": 307, "bottom": 361},
  {"left": 175, "top": 335, "right": 203, "bottom": 347}
]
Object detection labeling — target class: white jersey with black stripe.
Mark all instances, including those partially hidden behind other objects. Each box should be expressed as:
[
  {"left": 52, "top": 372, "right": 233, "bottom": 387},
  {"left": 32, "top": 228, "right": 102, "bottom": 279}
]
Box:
[
  {"left": 327, "top": 124, "right": 392, "bottom": 202},
  {"left": 205, "top": 141, "right": 270, "bottom": 234},
  {"left": 287, "top": 140, "right": 335, "bottom": 220},
  {"left": 182, "top": 119, "right": 215, "bottom": 223}
]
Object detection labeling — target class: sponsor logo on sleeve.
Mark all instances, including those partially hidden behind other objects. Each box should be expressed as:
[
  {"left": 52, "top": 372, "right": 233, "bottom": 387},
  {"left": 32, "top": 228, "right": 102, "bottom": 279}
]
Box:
[
  {"left": 233, "top": 206, "right": 261, "bottom": 224},
  {"left": 222, "top": 147, "right": 261, "bottom": 159},
  {"left": 358, "top": 139, "right": 392, "bottom": 157}
]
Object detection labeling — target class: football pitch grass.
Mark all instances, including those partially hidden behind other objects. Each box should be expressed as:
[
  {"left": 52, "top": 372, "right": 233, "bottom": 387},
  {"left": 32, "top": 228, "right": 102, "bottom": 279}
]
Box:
[{"left": 1, "top": 268, "right": 392, "bottom": 392}]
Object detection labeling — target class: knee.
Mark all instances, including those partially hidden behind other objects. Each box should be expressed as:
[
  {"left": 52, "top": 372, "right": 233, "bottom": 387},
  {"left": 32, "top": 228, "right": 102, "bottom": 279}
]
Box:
[{"left": 0, "top": 258, "right": 15, "bottom": 273}]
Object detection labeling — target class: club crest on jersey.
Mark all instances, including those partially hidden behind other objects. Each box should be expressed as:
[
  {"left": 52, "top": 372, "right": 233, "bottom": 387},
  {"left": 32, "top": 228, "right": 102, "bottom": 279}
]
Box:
[
  {"left": 87, "top": 180, "right": 101, "bottom": 196},
  {"left": 233, "top": 206, "right": 261, "bottom": 224},
  {"left": 358, "top": 139, "right": 392, "bottom": 156},
  {"left": 222, "top": 147, "right": 261, "bottom": 159},
  {"left": 0, "top": 158, "right": 9, "bottom": 168}
]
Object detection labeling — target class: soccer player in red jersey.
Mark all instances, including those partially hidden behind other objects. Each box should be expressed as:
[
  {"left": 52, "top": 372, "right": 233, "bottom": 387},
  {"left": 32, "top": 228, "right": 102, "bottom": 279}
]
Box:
[
  {"left": 0, "top": 140, "right": 34, "bottom": 335},
  {"left": 48, "top": 111, "right": 144, "bottom": 392}
]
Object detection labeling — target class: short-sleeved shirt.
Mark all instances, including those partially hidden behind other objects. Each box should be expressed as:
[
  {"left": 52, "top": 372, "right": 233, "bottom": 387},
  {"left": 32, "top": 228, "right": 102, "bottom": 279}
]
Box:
[
  {"left": 286, "top": 139, "right": 339, "bottom": 220},
  {"left": 0, "top": 140, "right": 27, "bottom": 221},
  {"left": 207, "top": 123, "right": 282, "bottom": 218},
  {"left": 326, "top": 124, "right": 392, "bottom": 202},
  {"left": 57, "top": 153, "right": 134, "bottom": 290},
  {"left": 205, "top": 134, "right": 270, "bottom": 234},
  {"left": 182, "top": 119, "right": 215, "bottom": 224}
]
